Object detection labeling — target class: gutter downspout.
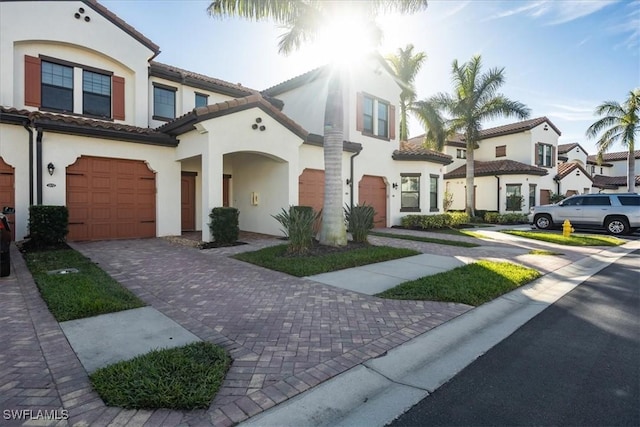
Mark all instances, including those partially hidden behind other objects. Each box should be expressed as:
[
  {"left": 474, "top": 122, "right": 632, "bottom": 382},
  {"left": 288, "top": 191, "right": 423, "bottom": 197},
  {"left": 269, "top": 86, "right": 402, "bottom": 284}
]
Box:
[
  {"left": 22, "top": 123, "right": 34, "bottom": 206},
  {"left": 349, "top": 148, "right": 362, "bottom": 211},
  {"left": 36, "top": 128, "right": 43, "bottom": 205},
  {"left": 495, "top": 175, "right": 500, "bottom": 211},
  {"left": 554, "top": 177, "right": 560, "bottom": 196}
]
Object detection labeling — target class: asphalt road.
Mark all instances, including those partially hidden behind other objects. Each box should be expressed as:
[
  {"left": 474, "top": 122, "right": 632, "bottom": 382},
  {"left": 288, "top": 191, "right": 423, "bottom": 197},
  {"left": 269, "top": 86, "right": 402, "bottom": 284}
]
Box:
[{"left": 390, "top": 250, "right": 640, "bottom": 427}]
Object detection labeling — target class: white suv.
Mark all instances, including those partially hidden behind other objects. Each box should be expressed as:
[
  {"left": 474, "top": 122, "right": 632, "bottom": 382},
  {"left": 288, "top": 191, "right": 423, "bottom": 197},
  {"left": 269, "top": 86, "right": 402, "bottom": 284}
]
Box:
[{"left": 529, "top": 193, "right": 640, "bottom": 235}]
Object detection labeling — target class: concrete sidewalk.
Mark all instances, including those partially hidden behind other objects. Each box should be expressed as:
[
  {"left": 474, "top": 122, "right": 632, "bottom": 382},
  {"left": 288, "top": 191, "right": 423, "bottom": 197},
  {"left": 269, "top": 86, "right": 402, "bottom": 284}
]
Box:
[{"left": 240, "top": 240, "right": 640, "bottom": 427}]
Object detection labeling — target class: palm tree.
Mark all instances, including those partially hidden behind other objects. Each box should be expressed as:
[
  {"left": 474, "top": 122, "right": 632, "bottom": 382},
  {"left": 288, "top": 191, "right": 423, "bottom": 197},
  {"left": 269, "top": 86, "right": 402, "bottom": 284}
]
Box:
[
  {"left": 207, "top": 0, "right": 429, "bottom": 246},
  {"left": 386, "top": 44, "right": 427, "bottom": 141},
  {"left": 586, "top": 89, "right": 639, "bottom": 192},
  {"left": 412, "top": 55, "right": 530, "bottom": 217}
]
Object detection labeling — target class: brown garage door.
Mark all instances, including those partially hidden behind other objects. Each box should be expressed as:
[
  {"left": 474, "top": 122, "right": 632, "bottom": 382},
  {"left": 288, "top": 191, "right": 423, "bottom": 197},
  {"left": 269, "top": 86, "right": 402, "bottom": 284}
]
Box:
[
  {"left": 299, "top": 168, "right": 324, "bottom": 213},
  {"left": 66, "top": 156, "right": 156, "bottom": 241},
  {"left": 359, "top": 175, "right": 387, "bottom": 228},
  {"left": 0, "top": 157, "right": 15, "bottom": 240}
]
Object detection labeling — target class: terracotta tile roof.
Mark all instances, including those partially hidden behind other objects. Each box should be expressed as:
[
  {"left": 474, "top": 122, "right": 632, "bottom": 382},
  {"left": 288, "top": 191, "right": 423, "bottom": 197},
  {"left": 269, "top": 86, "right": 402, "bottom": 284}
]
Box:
[
  {"left": 0, "top": 107, "right": 177, "bottom": 146},
  {"left": 592, "top": 174, "right": 640, "bottom": 188},
  {"left": 157, "top": 94, "right": 309, "bottom": 140},
  {"left": 83, "top": 0, "right": 159, "bottom": 55},
  {"left": 149, "top": 62, "right": 258, "bottom": 98},
  {"left": 587, "top": 150, "right": 640, "bottom": 163},
  {"left": 392, "top": 143, "right": 453, "bottom": 165},
  {"left": 556, "top": 161, "right": 592, "bottom": 181},
  {"left": 444, "top": 159, "right": 548, "bottom": 179},
  {"left": 409, "top": 117, "right": 561, "bottom": 148}
]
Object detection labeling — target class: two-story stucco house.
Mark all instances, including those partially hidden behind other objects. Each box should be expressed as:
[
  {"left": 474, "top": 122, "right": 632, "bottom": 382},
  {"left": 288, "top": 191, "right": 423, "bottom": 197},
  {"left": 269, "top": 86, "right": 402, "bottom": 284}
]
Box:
[
  {"left": 0, "top": 0, "right": 452, "bottom": 242},
  {"left": 588, "top": 150, "right": 640, "bottom": 193},
  {"left": 410, "top": 117, "right": 563, "bottom": 213}
]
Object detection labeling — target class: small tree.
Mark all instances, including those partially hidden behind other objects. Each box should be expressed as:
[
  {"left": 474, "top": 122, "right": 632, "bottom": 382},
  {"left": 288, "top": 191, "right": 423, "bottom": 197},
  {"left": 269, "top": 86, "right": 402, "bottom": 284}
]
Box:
[
  {"left": 443, "top": 191, "right": 454, "bottom": 212},
  {"left": 506, "top": 194, "right": 524, "bottom": 212}
]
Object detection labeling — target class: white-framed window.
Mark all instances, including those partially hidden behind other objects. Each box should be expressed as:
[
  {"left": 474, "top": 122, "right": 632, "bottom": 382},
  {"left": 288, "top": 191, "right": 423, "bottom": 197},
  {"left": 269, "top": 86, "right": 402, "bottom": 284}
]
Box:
[
  {"left": 358, "top": 93, "right": 393, "bottom": 139},
  {"left": 506, "top": 184, "right": 523, "bottom": 211},
  {"left": 456, "top": 148, "right": 466, "bottom": 159},
  {"left": 430, "top": 174, "right": 439, "bottom": 212},
  {"left": 153, "top": 84, "right": 176, "bottom": 120}
]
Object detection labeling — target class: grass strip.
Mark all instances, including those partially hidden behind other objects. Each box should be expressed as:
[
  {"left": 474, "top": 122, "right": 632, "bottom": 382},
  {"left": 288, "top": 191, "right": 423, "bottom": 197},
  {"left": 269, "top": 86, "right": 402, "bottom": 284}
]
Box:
[
  {"left": 233, "top": 244, "right": 419, "bottom": 277},
  {"left": 502, "top": 230, "right": 624, "bottom": 246},
  {"left": 90, "top": 342, "right": 230, "bottom": 410},
  {"left": 23, "top": 248, "right": 144, "bottom": 321},
  {"left": 376, "top": 260, "right": 541, "bottom": 306},
  {"left": 369, "top": 231, "right": 479, "bottom": 247},
  {"left": 529, "top": 249, "right": 564, "bottom": 256}
]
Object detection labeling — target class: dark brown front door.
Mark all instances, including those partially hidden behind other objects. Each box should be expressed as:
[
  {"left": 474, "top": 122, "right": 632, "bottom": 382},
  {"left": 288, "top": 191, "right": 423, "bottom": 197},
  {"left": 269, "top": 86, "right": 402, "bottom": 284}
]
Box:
[
  {"left": 181, "top": 172, "right": 196, "bottom": 231},
  {"left": 359, "top": 175, "right": 387, "bottom": 228},
  {"left": 223, "top": 174, "right": 231, "bottom": 207}
]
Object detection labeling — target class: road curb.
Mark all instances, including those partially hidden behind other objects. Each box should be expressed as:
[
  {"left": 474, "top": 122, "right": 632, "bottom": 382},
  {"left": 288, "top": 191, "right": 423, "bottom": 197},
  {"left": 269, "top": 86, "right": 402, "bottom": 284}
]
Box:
[{"left": 239, "top": 240, "right": 640, "bottom": 427}]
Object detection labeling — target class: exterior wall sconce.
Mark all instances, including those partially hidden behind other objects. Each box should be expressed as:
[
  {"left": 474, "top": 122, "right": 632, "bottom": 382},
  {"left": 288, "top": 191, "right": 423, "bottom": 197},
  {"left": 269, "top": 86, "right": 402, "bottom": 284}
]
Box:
[
  {"left": 47, "top": 163, "right": 55, "bottom": 176},
  {"left": 392, "top": 183, "right": 398, "bottom": 189}
]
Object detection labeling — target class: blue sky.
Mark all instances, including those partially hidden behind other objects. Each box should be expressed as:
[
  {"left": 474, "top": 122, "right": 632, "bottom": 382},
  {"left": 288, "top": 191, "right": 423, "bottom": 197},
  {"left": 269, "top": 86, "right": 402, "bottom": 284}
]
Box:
[{"left": 102, "top": 0, "right": 639, "bottom": 154}]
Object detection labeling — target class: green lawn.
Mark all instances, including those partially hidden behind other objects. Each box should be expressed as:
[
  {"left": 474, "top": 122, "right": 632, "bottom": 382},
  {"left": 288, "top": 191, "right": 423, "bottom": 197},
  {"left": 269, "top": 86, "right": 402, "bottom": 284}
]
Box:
[
  {"left": 233, "top": 244, "right": 419, "bottom": 277},
  {"left": 369, "top": 231, "right": 480, "bottom": 247},
  {"left": 502, "top": 230, "right": 625, "bottom": 246},
  {"left": 376, "top": 260, "right": 541, "bottom": 306},
  {"left": 23, "top": 248, "right": 144, "bottom": 321},
  {"left": 90, "top": 342, "right": 230, "bottom": 409}
]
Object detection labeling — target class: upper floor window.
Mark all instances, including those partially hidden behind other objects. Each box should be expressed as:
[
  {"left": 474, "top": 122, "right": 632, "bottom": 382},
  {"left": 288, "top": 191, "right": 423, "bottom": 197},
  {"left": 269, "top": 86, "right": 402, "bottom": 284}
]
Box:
[
  {"left": 377, "top": 102, "right": 389, "bottom": 138},
  {"left": 357, "top": 93, "right": 395, "bottom": 140},
  {"left": 25, "top": 55, "right": 125, "bottom": 120},
  {"left": 195, "top": 93, "right": 208, "bottom": 108},
  {"left": 83, "top": 70, "right": 111, "bottom": 118},
  {"left": 496, "top": 145, "right": 506, "bottom": 157},
  {"left": 400, "top": 174, "right": 420, "bottom": 212},
  {"left": 41, "top": 61, "right": 73, "bottom": 112},
  {"left": 536, "top": 143, "right": 554, "bottom": 167},
  {"left": 456, "top": 149, "right": 466, "bottom": 159},
  {"left": 153, "top": 84, "right": 176, "bottom": 120},
  {"left": 591, "top": 165, "right": 595, "bottom": 175}
]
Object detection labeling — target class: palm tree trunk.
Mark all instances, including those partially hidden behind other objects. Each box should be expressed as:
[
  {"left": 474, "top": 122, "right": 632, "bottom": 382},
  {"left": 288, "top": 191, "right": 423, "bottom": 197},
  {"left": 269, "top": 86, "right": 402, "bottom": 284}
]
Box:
[
  {"left": 399, "top": 101, "right": 407, "bottom": 141},
  {"left": 628, "top": 145, "right": 636, "bottom": 192},
  {"left": 318, "top": 71, "right": 347, "bottom": 246},
  {"left": 465, "top": 141, "right": 475, "bottom": 217}
]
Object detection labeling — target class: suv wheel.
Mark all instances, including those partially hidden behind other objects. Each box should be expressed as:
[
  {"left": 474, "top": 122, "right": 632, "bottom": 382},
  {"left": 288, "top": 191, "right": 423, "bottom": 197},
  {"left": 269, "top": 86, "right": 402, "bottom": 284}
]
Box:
[
  {"left": 534, "top": 214, "right": 553, "bottom": 230},
  {"left": 605, "top": 217, "right": 629, "bottom": 235}
]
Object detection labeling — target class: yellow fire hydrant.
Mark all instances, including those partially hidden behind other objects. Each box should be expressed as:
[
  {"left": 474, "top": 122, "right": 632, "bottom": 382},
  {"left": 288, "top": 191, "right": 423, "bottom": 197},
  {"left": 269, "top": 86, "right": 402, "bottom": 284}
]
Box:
[{"left": 562, "top": 219, "right": 574, "bottom": 238}]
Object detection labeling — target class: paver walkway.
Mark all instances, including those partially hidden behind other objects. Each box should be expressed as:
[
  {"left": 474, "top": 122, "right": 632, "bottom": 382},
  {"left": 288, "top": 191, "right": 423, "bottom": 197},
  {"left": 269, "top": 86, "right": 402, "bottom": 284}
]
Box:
[{"left": 0, "top": 227, "right": 620, "bottom": 426}]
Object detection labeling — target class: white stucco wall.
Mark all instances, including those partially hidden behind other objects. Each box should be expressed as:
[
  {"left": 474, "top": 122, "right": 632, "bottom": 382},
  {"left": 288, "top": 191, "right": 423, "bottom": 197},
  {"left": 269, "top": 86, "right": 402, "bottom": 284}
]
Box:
[
  {"left": 0, "top": 124, "right": 31, "bottom": 239},
  {"left": 558, "top": 169, "right": 593, "bottom": 195},
  {"left": 0, "top": 0, "right": 154, "bottom": 127}
]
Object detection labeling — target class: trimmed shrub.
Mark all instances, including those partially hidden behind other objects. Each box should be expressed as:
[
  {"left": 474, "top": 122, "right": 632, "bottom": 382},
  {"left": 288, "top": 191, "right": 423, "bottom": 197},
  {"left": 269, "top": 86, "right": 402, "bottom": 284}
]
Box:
[
  {"left": 484, "top": 212, "right": 528, "bottom": 224},
  {"left": 28, "top": 205, "right": 68, "bottom": 247},
  {"left": 272, "top": 205, "right": 319, "bottom": 255},
  {"left": 484, "top": 212, "right": 500, "bottom": 223},
  {"left": 400, "top": 212, "right": 470, "bottom": 230},
  {"left": 345, "top": 204, "right": 375, "bottom": 243},
  {"left": 209, "top": 207, "right": 239, "bottom": 245}
]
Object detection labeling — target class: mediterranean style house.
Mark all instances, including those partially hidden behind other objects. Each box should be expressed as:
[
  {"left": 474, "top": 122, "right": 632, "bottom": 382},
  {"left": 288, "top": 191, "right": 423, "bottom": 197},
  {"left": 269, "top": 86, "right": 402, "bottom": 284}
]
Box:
[
  {"left": 0, "top": 0, "right": 451, "bottom": 242},
  {"left": 409, "top": 119, "right": 639, "bottom": 215}
]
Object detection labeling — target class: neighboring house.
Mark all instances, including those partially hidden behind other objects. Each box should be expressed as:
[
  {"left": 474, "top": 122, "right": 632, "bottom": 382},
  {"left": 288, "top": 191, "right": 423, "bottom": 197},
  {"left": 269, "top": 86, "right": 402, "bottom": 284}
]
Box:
[
  {"left": 0, "top": 0, "right": 452, "bottom": 242},
  {"left": 555, "top": 142, "right": 593, "bottom": 196},
  {"left": 409, "top": 117, "right": 562, "bottom": 214},
  {"left": 588, "top": 150, "right": 640, "bottom": 193}
]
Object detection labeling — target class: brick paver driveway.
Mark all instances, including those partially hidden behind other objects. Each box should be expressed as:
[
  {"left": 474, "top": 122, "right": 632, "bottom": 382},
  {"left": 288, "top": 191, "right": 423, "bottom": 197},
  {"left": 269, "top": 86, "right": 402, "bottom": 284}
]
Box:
[{"left": 69, "top": 237, "right": 471, "bottom": 425}]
